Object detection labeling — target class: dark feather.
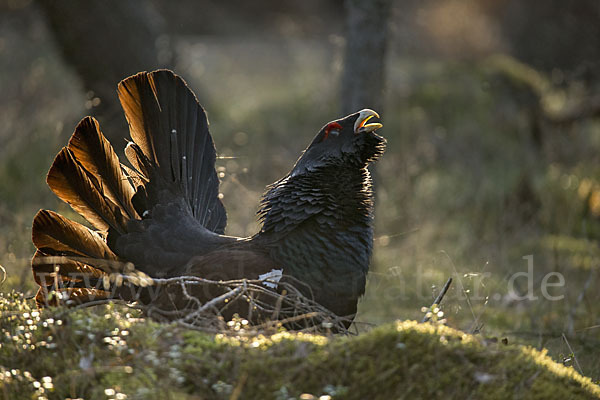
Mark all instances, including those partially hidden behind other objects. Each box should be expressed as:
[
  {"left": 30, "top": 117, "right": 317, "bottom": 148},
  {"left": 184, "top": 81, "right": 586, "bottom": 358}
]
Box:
[
  {"left": 32, "top": 249, "right": 105, "bottom": 286},
  {"left": 46, "top": 147, "right": 128, "bottom": 233},
  {"left": 117, "top": 70, "right": 227, "bottom": 234},
  {"left": 121, "top": 163, "right": 147, "bottom": 189},
  {"left": 67, "top": 116, "right": 138, "bottom": 219},
  {"left": 32, "top": 209, "right": 119, "bottom": 263}
]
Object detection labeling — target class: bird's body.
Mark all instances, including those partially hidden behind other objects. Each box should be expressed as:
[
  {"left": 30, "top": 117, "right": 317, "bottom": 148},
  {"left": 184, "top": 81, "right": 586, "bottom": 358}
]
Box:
[{"left": 31, "top": 70, "right": 385, "bottom": 326}]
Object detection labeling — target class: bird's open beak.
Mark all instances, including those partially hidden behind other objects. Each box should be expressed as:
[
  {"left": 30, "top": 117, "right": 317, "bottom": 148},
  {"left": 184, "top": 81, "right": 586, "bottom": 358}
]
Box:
[{"left": 354, "top": 109, "right": 383, "bottom": 133}]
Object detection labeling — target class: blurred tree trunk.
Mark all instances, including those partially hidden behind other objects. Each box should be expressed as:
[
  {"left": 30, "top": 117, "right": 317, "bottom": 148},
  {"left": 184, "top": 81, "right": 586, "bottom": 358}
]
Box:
[
  {"left": 341, "top": 0, "right": 392, "bottom": 115},
  {"left": 37, "top": 0, "right": 172, "bottom": 145}
]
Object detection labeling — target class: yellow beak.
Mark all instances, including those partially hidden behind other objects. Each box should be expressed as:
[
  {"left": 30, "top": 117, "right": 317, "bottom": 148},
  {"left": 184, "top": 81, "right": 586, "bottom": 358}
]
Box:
[{"left": 354, "top": 109, "right": 383, "bottom": 133}]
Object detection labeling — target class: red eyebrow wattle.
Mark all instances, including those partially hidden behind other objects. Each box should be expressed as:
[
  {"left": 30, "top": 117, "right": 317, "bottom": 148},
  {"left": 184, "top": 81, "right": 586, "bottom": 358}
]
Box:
[
  {"left": 323, "top": 122, "right": 343, "bottom": 140},
  {"left": 327, "top": 122, "right": 342, "bottom": 131}
]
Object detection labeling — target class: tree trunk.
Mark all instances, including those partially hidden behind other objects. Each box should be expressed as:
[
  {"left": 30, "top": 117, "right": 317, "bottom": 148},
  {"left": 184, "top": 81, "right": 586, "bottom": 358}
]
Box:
[
  {"left": 37, "top": 0, "right": 172, "bottom": 144},
  {"left": 341, "top": 0, "right": 393, "bottom": 116}
]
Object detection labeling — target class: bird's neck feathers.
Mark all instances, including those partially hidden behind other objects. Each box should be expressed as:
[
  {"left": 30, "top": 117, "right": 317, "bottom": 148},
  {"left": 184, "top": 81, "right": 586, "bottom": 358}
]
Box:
[{"left": 257, "top": 163, "right": 374, "bottom": 237}]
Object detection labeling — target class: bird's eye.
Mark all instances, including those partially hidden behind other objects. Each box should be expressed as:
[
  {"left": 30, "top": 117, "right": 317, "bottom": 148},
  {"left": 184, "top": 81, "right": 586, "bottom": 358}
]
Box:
[{"left": 322, "top": 122, "right": 342, "bottom": 141}]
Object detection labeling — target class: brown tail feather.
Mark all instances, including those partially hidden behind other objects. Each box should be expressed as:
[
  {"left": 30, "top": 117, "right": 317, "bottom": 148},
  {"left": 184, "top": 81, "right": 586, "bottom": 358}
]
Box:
[
  {"left": 32, "top": 249, "right": 105, "bottom": 286},
  {"left": 118, "top": 72, "right": 168, "bottom": 172},
  {"left": 32, "top": 209, "right": 119, "bottom": 263},
  {"left": 32, "top": 250, "right": 109, "bottom": 307},
  {"left": 32, "top": 210, "right": 138, "bottom": 307},
  {"left": 46, "top": 147, "right": 128, "bottom": 233},
  {"left": 121, "top": 163, "right": 147, "bottom": 188},
  {"left": 67, "top": 116, "right": 138, "bottom": 219},
  {"left": 124, "top": 141, "right": 154, "bottom": 182}
]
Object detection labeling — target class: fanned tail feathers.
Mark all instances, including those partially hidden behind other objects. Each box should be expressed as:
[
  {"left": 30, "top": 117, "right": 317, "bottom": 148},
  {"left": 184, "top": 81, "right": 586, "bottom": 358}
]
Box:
[
  {"left": 118, "top": 70, "right": 226, "bottom": 233},
  {"left": 32, "top": 69, "right": 226, "bottom": 307}
]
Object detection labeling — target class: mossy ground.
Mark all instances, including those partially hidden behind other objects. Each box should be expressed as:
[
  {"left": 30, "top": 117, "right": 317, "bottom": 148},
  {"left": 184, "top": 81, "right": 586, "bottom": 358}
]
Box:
[{"left": 1, "top": 292, "right": 598, "bottom": 400}]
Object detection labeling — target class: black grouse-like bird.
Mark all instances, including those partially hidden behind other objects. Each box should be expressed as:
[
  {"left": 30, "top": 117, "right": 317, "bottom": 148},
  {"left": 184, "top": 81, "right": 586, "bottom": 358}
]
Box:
[{"left": 31, "top": 70, "right": 385, "bottom": 325}]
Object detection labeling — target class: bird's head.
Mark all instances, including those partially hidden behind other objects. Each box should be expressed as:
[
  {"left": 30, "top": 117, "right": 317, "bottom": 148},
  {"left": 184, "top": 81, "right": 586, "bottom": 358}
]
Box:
[{"left": 291, "top": 109, "right": 386, "bottom": 176}]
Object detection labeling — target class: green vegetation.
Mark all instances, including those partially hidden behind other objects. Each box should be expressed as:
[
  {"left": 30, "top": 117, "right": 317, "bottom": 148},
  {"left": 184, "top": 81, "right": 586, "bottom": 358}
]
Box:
[{"left": 1, "top": 293, "right": 598, "bottom": 399}]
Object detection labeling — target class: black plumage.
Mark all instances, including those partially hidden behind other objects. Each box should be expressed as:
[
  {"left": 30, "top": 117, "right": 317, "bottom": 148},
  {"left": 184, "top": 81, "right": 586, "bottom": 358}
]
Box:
[{"left": 31, "top": 69, "right": 385, "bottom": 326}]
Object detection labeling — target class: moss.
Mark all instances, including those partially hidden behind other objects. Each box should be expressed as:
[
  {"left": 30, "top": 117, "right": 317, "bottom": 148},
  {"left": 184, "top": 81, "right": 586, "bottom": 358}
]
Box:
[{"left": 0, "top": 293, "right": 598, "bottom": 399}]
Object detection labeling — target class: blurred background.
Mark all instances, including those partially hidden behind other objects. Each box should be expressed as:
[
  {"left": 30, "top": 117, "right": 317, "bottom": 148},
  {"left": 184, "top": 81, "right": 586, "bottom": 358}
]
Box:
[{"left": 1, "top": 0, "right": 599, "bottom": 379}]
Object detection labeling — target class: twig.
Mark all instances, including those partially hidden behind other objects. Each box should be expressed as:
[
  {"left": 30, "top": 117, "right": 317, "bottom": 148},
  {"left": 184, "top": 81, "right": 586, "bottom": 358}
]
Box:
[
  {"left": 421, "top": 277, "right": 453, "bottom": 323},
  {"left": 38, "top": 270, "right": 353, "bottom": 335},
  {"left": 198, "top": 286, "right": 244, "bottom": 314},
  {"left": 576, "top": 325, "right": 600, "bottom": 333},
  {"left": 229, "top": 371, "right": 248, "bottom": 400},
  {"left": 0, "top": 264, "right": 6, "bottom": 287},
  {"left": 562, "top": 333, "right": 584, "bottom": 375}
]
